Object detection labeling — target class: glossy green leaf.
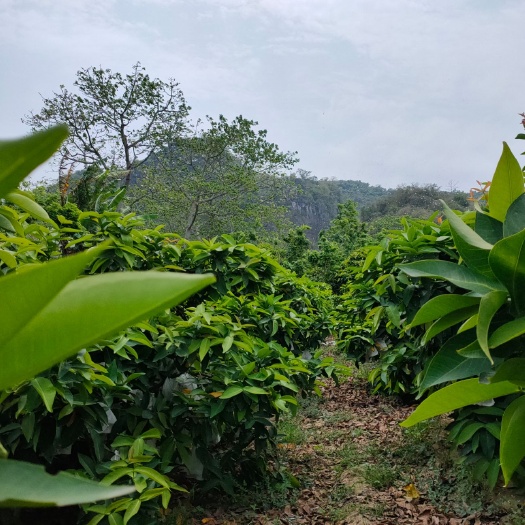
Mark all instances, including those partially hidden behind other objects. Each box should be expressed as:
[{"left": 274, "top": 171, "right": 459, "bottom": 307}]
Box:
[
  {"left": 222, "top": 335, "right": 234, "bottom": 352},
  {"left": 0, "top": 125, "right": 68, "bottom": 199},
  {"left": 109, "top": 513, "right": 124, "bottom": 525},
  {"left": 31, "top": 377, "right": 56, "bottom": 413},
  {"left": 419, "top": 332, "right": 492, "bottom": 391},
  {"left": 0, "top": 245, "right": 105, "bottom": 350},
  {"left": 489, "top": 317, "right": 525, "bottom": 349},
  {"left": 0, "top": 460, "right": 134, "bottom": 507},
  {"left": 409, "top": 294, "right": 480, "bottom": 327},
  {"left": 199, "top": 338, "right": 211, "bottom": 361},
  {"left": 475, "top": 212, "right": 503, "bottom": 244},
  {"left": 0, "top": 271, "right": 215, "bottom": 390},
  {"left": 456, "top": 422, "right": 485, "bottom": 445},
  {"left": 0, "top": 250, "right": 16, "bottom": 268},
  {"left": 458, "top": 314, "right": 478, "bottom": 333},
  {"left": 220, "top": 386, "right": 243, "bottom": 399},
  {"left": 400, "top": 260, "right": 505, "bottom": 294},
  {"left": 132, "top": 467, "right": 171, "bottom": 489},
  {"left": 477, "top": 290, "right": 508, "bottom": 362},
  {"left": 489, "top": 229, "right": 525, "bottom": 316},
  {"left": 487, "top": 142, "right": 524, "bottom": 223},
  {"left": 243, "top": 386, "right": 269, "bottom": 395},
  {"left": 401, "top": 379, "right": 520, "bottom": 428},
  {"left": 500, "top": 395, "right": 525, "bottom": 484},
  {"left": 5, "top": 191, "right": 51, "bottom": 224},
  {"left": 423, "top": 305, "right": 479, "bottom": 343},
  {"left": 123, "top": 499, "right": 141, "bottom": 525},
  {"left": 442, "top": 202, "right": 494, "bottom": 278},
  {"left": 503, "top": 193, "right": 525, "bottom": 237},
  {"left": 487, "top": 459, "right": 500, "bottom": 489},
  {"left": 456, "top": 339, "right": 485, "bottom": 358},
  {"left": 491, "top": 358, "right": 525, "bottom": 387}
]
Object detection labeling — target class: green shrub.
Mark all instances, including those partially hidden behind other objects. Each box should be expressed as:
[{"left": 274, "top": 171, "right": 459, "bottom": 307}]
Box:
[
  {"left": 0, "top": 201, "right": 342, "bottom": 522},
  {"left": 401, "top": 142, "right": 525, "bottom": 487},
  {"left": 335, "top": 215, "right": 457, "bottom": 396},
  {"left": 0, "top": 126, "right": 213, "bottom": 513}
]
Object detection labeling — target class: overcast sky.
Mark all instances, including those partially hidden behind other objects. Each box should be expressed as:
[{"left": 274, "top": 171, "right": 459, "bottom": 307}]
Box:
[{"left": 2, "top": 0, "right": 525, "bottom": 190}]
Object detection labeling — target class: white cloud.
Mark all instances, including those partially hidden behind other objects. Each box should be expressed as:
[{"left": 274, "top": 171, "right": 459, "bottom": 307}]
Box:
[{"left": 1, "top": 0, "right": 524, "bottom": 190}]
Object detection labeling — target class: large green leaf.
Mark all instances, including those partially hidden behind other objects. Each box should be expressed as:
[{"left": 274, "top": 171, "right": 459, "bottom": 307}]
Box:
[
  {"left": 489, "top": 229, "right": 525, "bottom": 316},
  {"left": 6, "top": 191, "right": 51, "bottom": 224},
  {"left": 491, "top": 358, "right": 525, "bottom": 387},
  {"left": 487, "top": 142, "right": 524, "bottom": 223},
  {"left": 401, "top": 379, "right": 520, "bottom": 428},
  {"left": 442, "top": 202, "right": 494, "bottom": 278},
  {"left": 422, "top": 305, "right": 480, "bottom": 344},
  {"left": 489, "top": 317, "right": 525, "bottom": 349},
  {"left": 0, "top": 271, "right": 215, "bottom": 390},
  {"left": 0, "top": 245, "right": 105, "bottom": 349},
  {"left": 410, "top": 294, "right": 480, "bottom": 328},
  {"left": 0, "top": 459, "right": 134, "bottom": 507},
  {"left": 419, "top": 332, "right": 492, "bottom": 392},
  {"left": 477, "top": 290, "right": 508, "bottom": 361},
  {"left": 500, "top": 395, "right": 525, "bottom": 485},
  {"left": 0, "top": 126, "right": 68, "bottom": 199},
  {"left": 475, "top": 212, "right": 503, "bottom": 244},
  {"left": 31, "top": 377, "right": 56, "bottom": 413},
  {"left": 503, "top": 193, "right": 525, "bottom": 237},
  {"left": 399, "top": 260, "right": 505, "bottom": 294}
]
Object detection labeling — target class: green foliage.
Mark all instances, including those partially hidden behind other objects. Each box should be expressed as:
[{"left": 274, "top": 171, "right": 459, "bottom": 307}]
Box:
[
  {"left": 446, "top": 399, "right": 522, "bottom": 490},
  {"left": 24, "top": 63, "right": 189, "bottom": 186},
  {"left": 307, "top": 200, "right": 369, "bottom": 289},
  {"left": 0, "top": 126, "right": 214, "bottom": 509},
  {"left": 281, "top": 225, "right": 311, "bottom": 276},
  {"left": 281, "top": 200, "right": 369, "bottom": 292},
  {"left": 128, "top": 115, "right": 296, "bottom": 239},
  {"left": 361, "top": 183, "right": 469, "bottom": 223},
  {"left": 0, "top": 186, "right": 340, "bottom": 522},
  {"left": 401, "top": 142, "right": 525, "bottom": 486},
  {"left": 285, "top": 170, "right": 390, "bottom": 244},
  {"left": 335, "top": 215, "right": 457, "bottom": 396}
]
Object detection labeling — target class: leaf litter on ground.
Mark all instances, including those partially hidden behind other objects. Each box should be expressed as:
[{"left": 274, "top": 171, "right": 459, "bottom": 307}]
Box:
[{"left": 175, "top": 357, "right": 525, "bottom": 525}]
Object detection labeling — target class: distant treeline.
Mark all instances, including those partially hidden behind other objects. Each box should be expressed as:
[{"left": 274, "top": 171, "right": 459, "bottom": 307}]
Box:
[{"left": 285, "top": 170, "right": 469, "bottom": 243}]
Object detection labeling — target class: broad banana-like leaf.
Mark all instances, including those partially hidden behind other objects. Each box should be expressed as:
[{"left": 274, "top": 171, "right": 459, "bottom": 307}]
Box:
[
  {"left": 0, "top": 245, "right": 105, "bottom": 349},
  {"left": 487, "top": 142, "right": 524, "bottom": 223},
  {"left": 491, "top": 358, "right": 525, "bottom": 387},
  {"left": 500, "top": 395, "right": 525, "bottom": 485},
  {"left": 477, "top": 290, "right": 508, "bottom": 361},
  {"left": 489, "top": 317, "right": 525, "bottom": 349},
  {"left": 422, "top": 305, "right": 479, "bottom": 344},
  {"left": 401, "top": 378, "right": 519, "bottom": 427},
  {"left": 475, "top": 212, "right": 503, "bottom": 244},
  {"left": 400, "top": 260, "right": 505, "bottom": 294},
  {"left": 442, "top": 202, "right": 494, "bottom": 278},
  {"left": 0, "top": 125, "right": 68, "bottom": 198},
  {"left": 409, "top": 294, "right": 480, "bottom": 328},
  {"left": 503, "top": 193, "right": 525, "bottom": 237},
  {"left": 0, "top": 460, "right": 134, "bottom": 507},
  {"left": 489, "top": 229, "right": 525, "bottom": 316},
  {"left": 419, "top": 331, "right": 492, "bottom": 392},
  {"left": 0, "top": 271, "right": 215, "bottom": 390}
]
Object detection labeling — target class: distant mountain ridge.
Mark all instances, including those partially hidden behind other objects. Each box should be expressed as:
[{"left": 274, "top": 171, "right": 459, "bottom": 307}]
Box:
[{"left": 285, "top": 174, "right": 469, "bottom": 243}]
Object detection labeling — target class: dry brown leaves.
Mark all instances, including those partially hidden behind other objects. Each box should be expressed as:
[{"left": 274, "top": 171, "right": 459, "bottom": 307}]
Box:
[{"left": 187, "top": 372, "right": 507, "bottom": 525}]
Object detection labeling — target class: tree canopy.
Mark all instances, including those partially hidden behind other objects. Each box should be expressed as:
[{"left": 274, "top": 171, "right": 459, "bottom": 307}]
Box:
[
  {"left": 24, "top": 63, "right": 189, "bottom": 187},
  {"left": 127, "top": 115, "right": 297, "bottom": 238}
]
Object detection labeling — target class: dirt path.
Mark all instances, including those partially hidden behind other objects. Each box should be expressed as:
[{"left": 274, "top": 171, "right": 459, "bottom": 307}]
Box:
[{"left": 185, "top": 367, "right": 522, "bottom": 525}]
